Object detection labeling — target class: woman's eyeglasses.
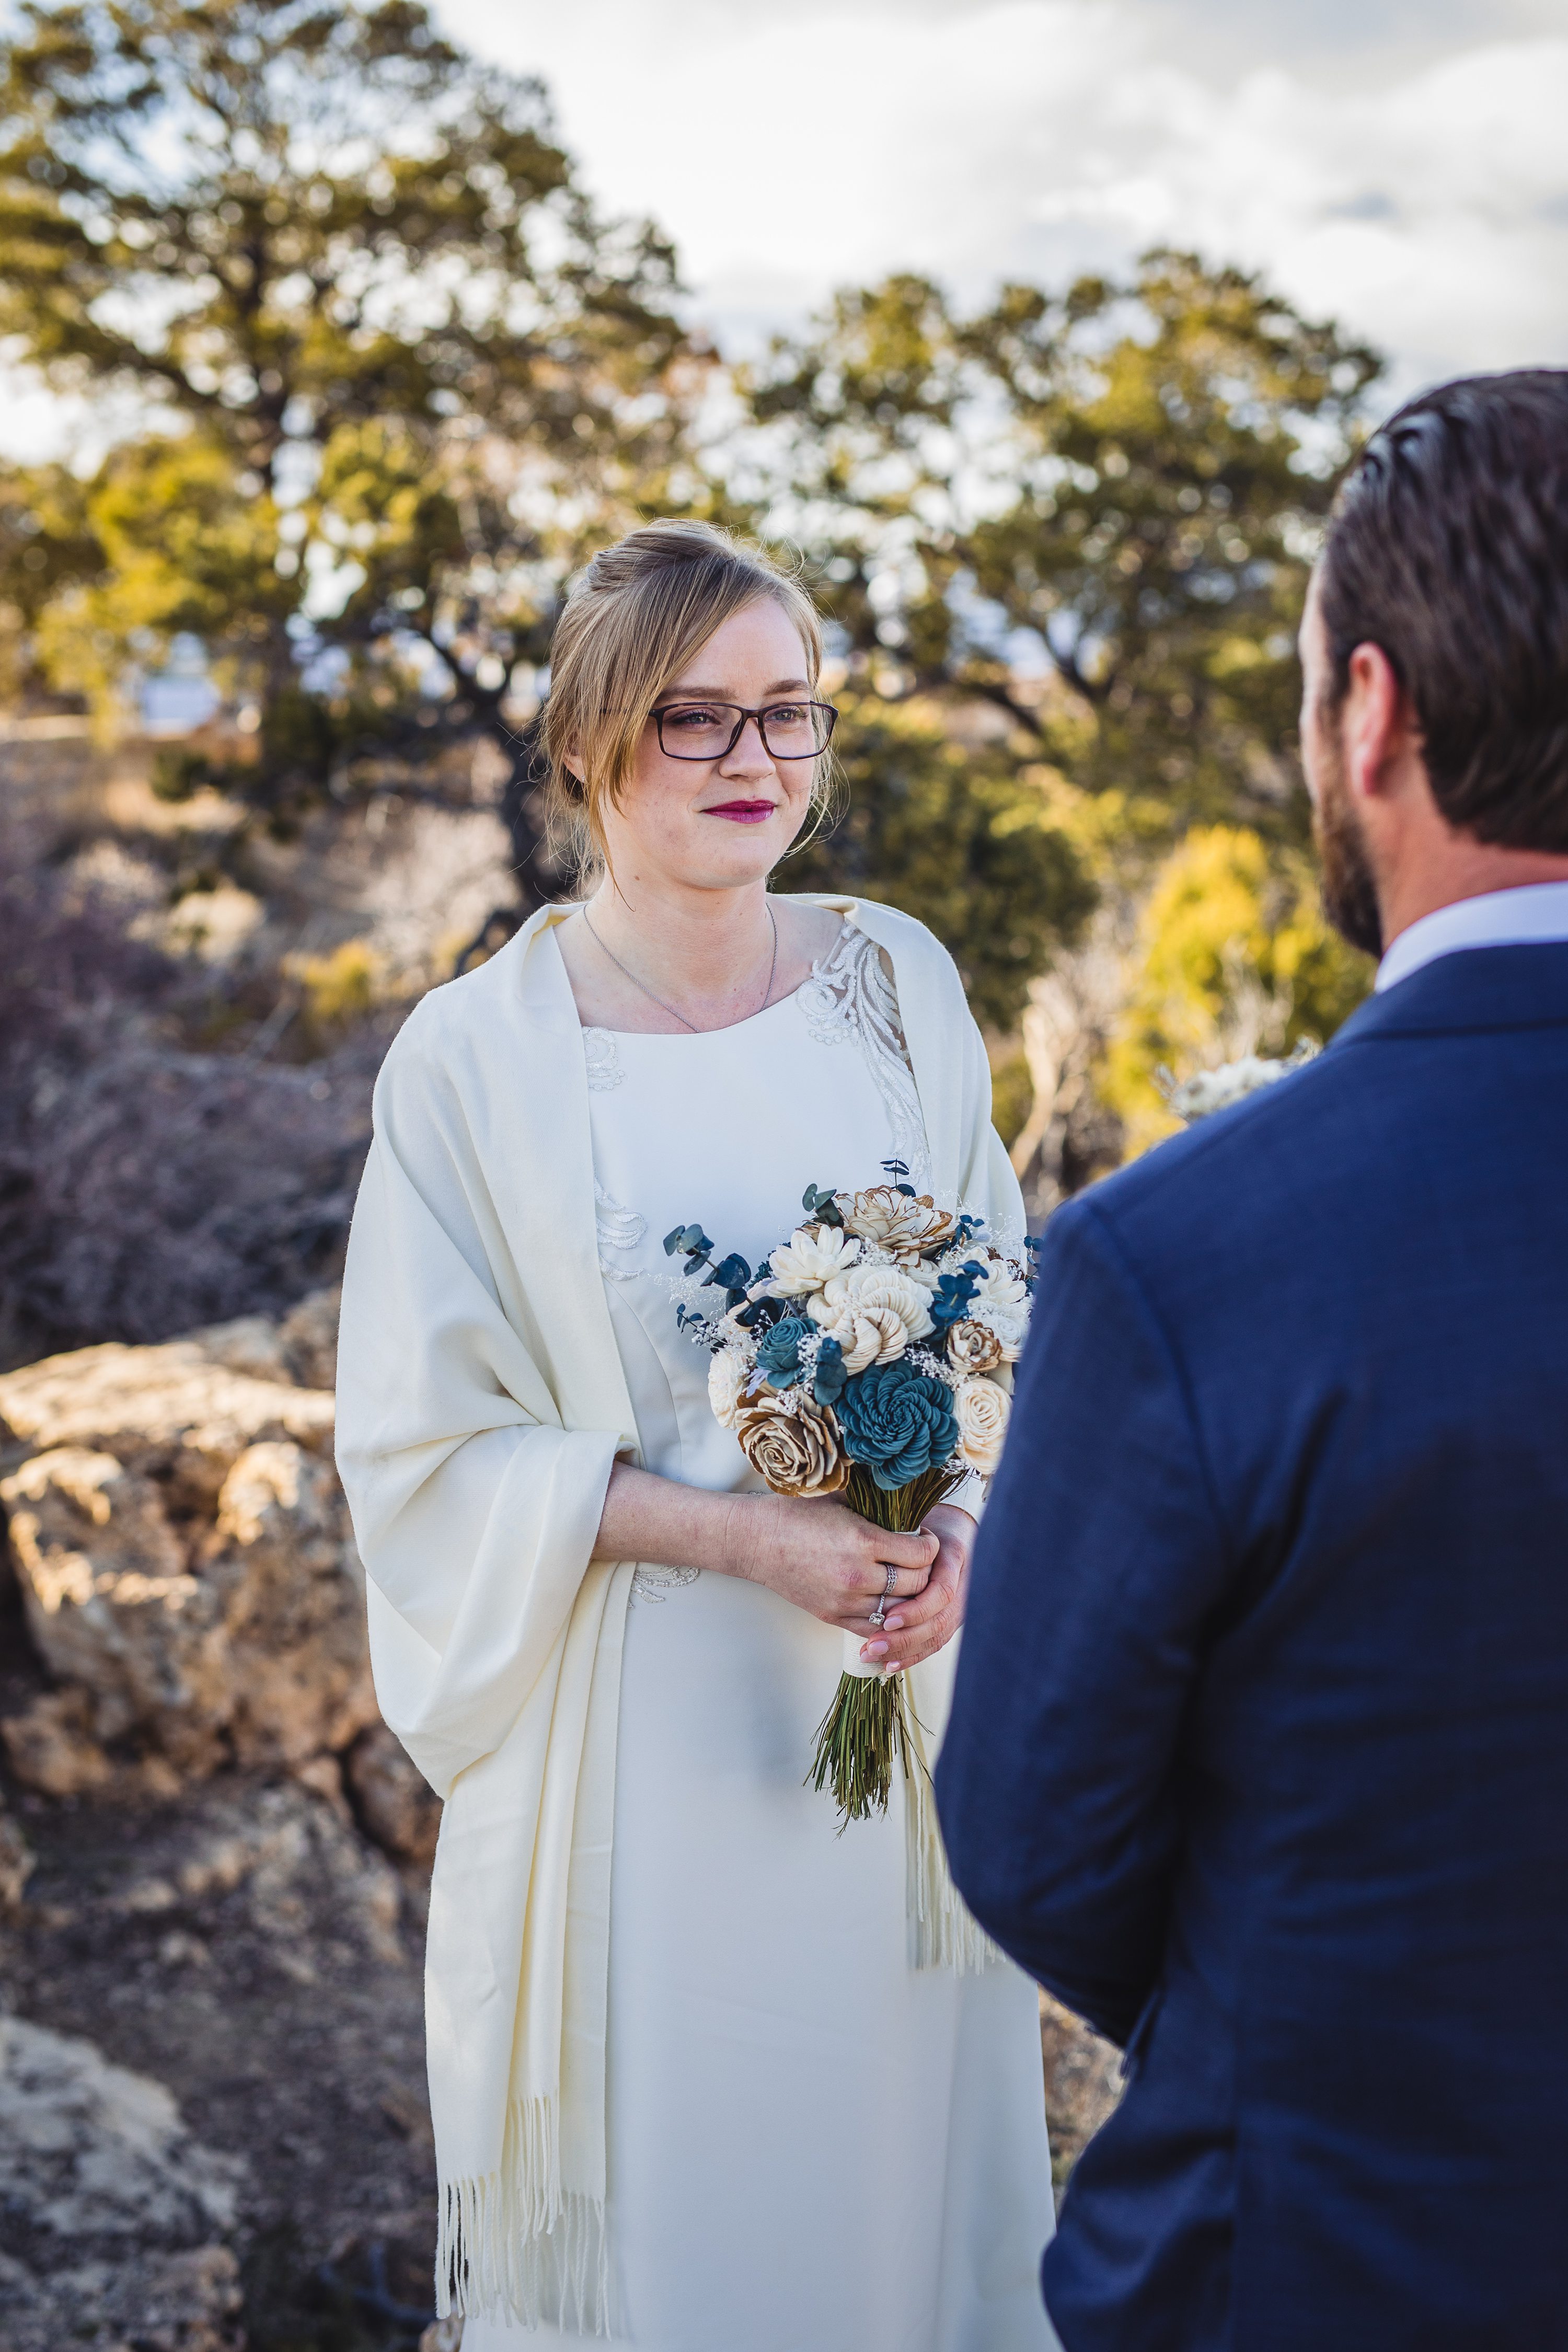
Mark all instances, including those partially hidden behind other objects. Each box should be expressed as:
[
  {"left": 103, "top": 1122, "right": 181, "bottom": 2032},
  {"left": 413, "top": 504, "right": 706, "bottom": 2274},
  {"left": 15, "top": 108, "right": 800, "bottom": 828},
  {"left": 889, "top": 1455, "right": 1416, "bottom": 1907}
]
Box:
[{"left": 651, "top": 699, "right": 838, "bottom": 762}]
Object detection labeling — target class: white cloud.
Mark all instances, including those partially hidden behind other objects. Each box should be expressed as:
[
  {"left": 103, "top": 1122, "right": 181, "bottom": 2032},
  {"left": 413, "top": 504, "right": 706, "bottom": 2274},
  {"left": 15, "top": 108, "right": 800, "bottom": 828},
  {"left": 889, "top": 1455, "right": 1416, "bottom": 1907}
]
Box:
[
  {"left": 3, "top": 0, "right": 1561, "bottom": 461},
  {"left": 438, "top": 0, "right": 1568, "bottom": 401}
]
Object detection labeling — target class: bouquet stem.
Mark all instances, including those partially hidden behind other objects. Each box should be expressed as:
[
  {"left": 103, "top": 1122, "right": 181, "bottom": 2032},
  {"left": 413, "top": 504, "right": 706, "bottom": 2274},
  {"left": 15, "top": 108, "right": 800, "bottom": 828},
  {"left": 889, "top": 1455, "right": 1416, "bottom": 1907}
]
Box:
[{"left": 808, "top": 1462, "right": 963, "bottom": 1824}]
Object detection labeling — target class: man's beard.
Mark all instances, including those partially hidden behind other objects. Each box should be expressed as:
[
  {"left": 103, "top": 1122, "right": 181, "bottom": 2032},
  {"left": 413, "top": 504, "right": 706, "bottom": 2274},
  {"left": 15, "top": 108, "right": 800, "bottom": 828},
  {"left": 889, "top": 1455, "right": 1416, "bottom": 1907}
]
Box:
[{"left": 1313, "top": 736, "right": 1384, "bottom": 960}]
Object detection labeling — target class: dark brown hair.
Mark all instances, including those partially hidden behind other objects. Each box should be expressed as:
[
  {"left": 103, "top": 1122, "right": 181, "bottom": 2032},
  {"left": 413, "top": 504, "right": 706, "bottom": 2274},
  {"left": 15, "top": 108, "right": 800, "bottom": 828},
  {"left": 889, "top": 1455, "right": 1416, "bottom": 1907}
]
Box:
[{"left": 1317, "top": 370, "right": 1568, "bottom": 849}]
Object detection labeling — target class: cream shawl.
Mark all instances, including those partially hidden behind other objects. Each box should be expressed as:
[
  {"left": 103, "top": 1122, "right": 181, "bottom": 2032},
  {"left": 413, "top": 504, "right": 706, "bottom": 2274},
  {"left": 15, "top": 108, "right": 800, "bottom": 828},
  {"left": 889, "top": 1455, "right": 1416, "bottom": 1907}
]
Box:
[{"left": 335, "top": 893, "right": 1025, "bottom": 2334}]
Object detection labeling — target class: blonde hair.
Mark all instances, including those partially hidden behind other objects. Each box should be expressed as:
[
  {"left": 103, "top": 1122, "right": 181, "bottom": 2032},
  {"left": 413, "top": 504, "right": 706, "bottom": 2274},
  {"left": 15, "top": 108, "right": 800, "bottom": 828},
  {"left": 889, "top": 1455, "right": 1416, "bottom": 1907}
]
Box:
[{"left": 541, "top": 519, "right": 837, "bottom": 879}]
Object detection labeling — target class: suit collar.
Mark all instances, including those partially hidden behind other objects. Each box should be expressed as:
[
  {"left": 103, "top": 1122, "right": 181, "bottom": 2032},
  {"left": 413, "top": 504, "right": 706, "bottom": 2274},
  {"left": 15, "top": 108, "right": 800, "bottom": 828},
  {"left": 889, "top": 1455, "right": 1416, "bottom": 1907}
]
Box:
[{"left": 1333, "top": 941, "right": 1568, "bottom": 1044}]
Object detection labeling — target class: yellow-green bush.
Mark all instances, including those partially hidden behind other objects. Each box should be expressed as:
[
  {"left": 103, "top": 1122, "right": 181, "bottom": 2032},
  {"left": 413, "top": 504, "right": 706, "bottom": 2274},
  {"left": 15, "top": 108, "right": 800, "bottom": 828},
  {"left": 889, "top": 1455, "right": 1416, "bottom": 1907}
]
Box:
[
  {"left": 285, "top": 940, "right": 389, "bottom": 1029},
  {"left": 1103, "top": 825, "right": 1371, "bottom": 1156}
]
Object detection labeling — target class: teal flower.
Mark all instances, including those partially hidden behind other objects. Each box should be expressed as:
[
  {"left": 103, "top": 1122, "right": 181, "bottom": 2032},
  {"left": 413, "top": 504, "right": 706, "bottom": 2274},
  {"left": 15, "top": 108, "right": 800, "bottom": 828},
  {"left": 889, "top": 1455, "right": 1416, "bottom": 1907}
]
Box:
[
  {"left": 757, "top": 1315, "right": 812, "bottom": 1386},
  {"left": 834, "top": 1358, "right": 960, "bottom": 1491},
  {"left": 812, "top": 1336, "right": 847, "bottom": 1408}
]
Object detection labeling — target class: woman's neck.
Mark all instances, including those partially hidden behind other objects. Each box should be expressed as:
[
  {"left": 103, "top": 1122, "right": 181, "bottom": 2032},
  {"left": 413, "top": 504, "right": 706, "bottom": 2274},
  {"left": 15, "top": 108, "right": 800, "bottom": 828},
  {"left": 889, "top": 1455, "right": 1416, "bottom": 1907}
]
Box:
[
  {"left": 591, "top": 875, "right": 775, "bottom": 1024},
  {"left": 554, "top": 875, "right": 843, "bottom": 1035}
]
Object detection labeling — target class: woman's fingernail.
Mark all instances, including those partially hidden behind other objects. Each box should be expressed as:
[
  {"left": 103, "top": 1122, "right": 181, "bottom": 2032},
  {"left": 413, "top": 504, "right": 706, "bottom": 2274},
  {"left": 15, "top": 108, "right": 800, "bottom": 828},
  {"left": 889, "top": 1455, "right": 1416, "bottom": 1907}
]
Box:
[
  {"left": 884, "top": 1615, "right": 904, "bottom": 1630},
  {"left": 861, "top": 1640, "right": 889, "bottom": 1660}
]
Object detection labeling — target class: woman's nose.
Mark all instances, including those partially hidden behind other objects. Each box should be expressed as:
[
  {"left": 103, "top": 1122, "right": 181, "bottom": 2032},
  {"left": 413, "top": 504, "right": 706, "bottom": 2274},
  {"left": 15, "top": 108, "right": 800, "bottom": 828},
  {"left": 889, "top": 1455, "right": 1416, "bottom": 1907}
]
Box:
[{"left": 718, "top": 715, "right": 779, "bottom": 778}]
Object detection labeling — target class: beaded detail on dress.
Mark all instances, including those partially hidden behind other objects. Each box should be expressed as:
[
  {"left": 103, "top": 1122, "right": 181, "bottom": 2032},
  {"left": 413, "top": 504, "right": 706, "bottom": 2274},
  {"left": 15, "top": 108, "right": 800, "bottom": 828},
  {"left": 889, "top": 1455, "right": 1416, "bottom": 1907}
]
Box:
[
  {"left": 594, "top": 1182, "right": 645, "bottom": 1275},
  {"left": 797, "top": 924, "right": 931, "bottom": 1191},
  {"left": 629, "top": 1563, "right": 701, "bottom": 1605},
  {"left": 583, "top": 1029, "right": 621, "bottom": 1091}
]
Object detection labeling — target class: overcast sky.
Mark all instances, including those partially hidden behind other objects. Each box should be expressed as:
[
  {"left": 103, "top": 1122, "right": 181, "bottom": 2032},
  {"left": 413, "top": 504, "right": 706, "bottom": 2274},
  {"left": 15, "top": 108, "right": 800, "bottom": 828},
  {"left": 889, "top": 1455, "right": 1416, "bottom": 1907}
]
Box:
[
  {"left": 438, "top": 0, "right": 1568, "bottom": 409},
  {"left": 1, "top": 0, "right": 1561, "bottom": 462}
]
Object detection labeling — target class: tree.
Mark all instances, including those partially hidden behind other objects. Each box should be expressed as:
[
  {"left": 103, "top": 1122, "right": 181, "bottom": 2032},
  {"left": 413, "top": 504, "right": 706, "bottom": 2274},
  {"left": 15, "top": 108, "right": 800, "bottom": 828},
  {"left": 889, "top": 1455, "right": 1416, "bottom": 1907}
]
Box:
[
  {"left": 0, "top": 0, "right": 696, "bottom": 905},
  {"left": 787, "top": 691, "right": 1094, "bottom": 1032},
  {"left": 738, "top": 252, "right": 1380, "bottom": 849},
  {"left": 733, "top": 252, "right": 1381, "bottom": 1178}
]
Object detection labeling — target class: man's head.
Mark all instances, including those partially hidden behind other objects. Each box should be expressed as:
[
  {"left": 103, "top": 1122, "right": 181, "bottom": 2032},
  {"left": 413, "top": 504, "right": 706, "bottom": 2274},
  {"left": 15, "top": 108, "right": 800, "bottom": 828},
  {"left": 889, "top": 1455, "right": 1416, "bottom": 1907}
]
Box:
[{"left": 1300, "top": 370, "right": 1568, "bottom": 958}]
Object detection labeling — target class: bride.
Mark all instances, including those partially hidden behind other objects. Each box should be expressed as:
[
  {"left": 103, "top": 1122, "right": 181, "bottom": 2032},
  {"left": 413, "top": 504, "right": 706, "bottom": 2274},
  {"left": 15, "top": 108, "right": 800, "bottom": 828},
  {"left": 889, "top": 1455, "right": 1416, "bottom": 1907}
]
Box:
[{"left": 336, "top": 520, "right": 1056, "bottom": 2349}]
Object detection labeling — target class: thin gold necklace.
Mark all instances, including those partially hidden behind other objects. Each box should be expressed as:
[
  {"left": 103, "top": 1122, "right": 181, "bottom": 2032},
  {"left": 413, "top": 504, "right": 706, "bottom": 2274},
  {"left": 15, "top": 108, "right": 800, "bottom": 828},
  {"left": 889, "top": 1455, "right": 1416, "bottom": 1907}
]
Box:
[{"left": 582, "top": 902, "right": 779, "bottom": 1033}]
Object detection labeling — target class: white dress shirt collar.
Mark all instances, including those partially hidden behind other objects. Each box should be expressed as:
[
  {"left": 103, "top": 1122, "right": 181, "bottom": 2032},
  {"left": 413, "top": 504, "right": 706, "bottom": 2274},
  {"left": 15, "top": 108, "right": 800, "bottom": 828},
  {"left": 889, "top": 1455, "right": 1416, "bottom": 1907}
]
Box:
[{"left": 1375, "top": 881, "right": 1568, "bottom": 994}]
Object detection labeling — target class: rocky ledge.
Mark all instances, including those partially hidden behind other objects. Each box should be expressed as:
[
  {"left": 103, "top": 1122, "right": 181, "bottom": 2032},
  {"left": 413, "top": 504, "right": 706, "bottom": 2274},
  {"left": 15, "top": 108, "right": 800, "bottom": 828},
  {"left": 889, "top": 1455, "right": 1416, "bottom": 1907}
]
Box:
[{"left": 0, "top": 1292, "right": 1119, "bottom": 2348}]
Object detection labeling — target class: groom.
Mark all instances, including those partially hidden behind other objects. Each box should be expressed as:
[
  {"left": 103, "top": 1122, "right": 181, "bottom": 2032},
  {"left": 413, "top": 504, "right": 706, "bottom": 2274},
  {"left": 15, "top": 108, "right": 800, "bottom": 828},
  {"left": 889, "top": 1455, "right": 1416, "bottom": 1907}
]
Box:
[{"left": 937, "top": 370, "right": 1568, "bottom": 2351}]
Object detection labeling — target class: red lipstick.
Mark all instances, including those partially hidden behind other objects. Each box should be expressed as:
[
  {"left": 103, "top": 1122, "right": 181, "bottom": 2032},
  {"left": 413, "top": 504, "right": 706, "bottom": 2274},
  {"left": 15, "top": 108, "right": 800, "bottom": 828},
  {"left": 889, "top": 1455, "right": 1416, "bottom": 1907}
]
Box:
[{"left": 705, "top": 800, "right": 776, "bottom": 824}]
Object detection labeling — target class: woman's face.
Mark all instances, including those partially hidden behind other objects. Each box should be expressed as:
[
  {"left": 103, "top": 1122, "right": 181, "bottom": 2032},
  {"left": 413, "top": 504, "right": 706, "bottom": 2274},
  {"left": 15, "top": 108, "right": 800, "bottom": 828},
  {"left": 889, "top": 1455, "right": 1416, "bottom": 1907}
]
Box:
[{"left": 599, "top": 598, "right": 825, "bottom": 893}]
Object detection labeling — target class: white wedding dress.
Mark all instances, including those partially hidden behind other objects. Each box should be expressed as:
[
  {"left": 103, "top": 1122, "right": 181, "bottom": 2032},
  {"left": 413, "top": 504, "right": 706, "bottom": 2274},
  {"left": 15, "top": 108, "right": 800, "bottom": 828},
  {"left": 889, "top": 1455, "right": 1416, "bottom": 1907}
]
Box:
[{"left": 462, "top": 920, "right": 1057, "bottom": 2352}]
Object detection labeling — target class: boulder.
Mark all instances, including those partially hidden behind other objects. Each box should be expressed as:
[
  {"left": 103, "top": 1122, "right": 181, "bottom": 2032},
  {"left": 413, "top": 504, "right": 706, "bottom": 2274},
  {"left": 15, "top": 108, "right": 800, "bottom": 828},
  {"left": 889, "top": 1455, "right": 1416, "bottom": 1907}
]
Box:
[
  {"left": 0, "top": 1798, "right": 34, "bottom": 1911},
  {"left": 279, "top": 1284, "right": 341, "bottom": 1391},
  {"left": 1040, "top": 1989, "right": 1124, "bottom": 2199},
  {"left": 3, "top": 1448, "right": 229, "bottom": 1766},
  {"left": 0, "top": 1290, "right": 376, "bottom": 1784},
  {"left": 0, "top": 2013, "right": 245, "bottom": 2352},
  {"left": 347, "top": 1723, "right": 443, "bottom": 1866},
  {"left": 192, "top": 1284, "right": 339, "bottom": 1393},
  {"left": 103, "top": 1778, "right": 407, "bottom": 1968},
  {"left": 2, "top": 1688, "right": 116, "bottom": 1798},
  {"left": 0, "top": 1332, "right": 334, "bottom": 1513},
  {"left": 206, "top": 1439, "right": 375, "bottom": 1767}
]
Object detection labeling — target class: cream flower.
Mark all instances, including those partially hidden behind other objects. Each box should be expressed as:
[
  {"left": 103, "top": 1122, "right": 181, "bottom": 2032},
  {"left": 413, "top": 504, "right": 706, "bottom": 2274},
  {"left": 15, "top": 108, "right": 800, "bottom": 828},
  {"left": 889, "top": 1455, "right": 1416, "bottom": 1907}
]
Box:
[
  {"left": 708, "top": 1347, "right": 748, "bottom": 1429},
  {"left": 954, "top": 1374, "right": 1010, "bottom": 1476},
  {"left": 734, "top": 1392, "right": 848, "bottom": 1496},
  {"left": 807, "top": 1263, "right": 933, "bottom": 1370},
  {"left": 840, "top": 1184, "right": 957, "bottom": 1263},
  {"left": 969, "top": 1260, "right": 1030, "bottom": 1359},
  {"left": 810, "top": 1301, "right": 907, "bottom": 1374},
  {"left": 812, "top": 1264, "right": 934, "bottom": 1341},
  {"left": 766, "top": 1224, "right": 862, "bottom": 1298},
  {"left": 946, "top": 1317, "right": 1004, "bottom": 1375}
]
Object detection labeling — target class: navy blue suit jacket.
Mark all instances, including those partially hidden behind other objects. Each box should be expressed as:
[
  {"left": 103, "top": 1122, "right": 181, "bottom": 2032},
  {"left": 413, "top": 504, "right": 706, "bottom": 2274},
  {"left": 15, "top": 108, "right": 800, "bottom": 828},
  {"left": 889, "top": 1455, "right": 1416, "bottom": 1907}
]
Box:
[{"left": 937, "top": 945, "right": 1568, "bottom": 2352}]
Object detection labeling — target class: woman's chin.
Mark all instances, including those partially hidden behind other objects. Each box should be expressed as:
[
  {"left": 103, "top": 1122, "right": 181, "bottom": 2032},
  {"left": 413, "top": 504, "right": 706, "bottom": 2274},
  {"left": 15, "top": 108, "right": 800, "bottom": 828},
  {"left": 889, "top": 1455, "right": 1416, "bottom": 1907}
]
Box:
[{"left": 676, "top": 819, "right": 802, "bottom": 889}]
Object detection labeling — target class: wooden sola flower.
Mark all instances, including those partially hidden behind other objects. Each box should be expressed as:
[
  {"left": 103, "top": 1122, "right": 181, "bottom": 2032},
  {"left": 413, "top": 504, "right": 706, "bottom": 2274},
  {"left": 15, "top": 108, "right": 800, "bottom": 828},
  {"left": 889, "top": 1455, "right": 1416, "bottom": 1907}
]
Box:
[
  {"left": 838, "top": 1183, "right": 957, "bottom": 1263},
  {"left": 734, "top": 1391, "right": 848, "bottom": 1497}
]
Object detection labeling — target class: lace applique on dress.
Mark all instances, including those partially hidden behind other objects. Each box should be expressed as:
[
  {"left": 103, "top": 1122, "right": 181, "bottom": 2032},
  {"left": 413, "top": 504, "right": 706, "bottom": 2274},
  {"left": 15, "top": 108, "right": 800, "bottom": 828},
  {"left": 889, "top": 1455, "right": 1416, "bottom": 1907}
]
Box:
[
  {"left": 796, "top": 923, "right": 931, "bottom": 1190},
  {"left": 583, "top": 1028, "right": 622, "bottom": 1090},
  {"left": 630, "top": 1563, "right": 700, "bottom": 1605},
  {"left": 594, "top": 1182, "right": 646, "bottom": 1277}
]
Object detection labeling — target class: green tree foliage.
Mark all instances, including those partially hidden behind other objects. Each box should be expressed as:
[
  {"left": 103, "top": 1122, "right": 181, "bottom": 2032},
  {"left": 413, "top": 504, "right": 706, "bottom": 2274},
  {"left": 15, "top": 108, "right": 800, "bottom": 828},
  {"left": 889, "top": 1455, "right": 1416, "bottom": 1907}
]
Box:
[
  {"left": 1102, "top": 824, "right": 1372, "bottom": 1155},
  {"left": 740, "top": 252, "right": 1380, "bottom": 849},
  {"left": 789, "top": 693, "right": 1095, "bottom": 1032},
  {"left": 0, "top": 0, "right": 695, "bottom": 895}
]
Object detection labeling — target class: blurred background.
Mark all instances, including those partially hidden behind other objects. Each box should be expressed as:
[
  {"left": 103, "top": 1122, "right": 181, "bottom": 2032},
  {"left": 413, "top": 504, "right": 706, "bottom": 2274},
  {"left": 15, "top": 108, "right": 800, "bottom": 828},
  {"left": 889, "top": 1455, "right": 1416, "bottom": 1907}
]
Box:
[{"left": 0, "top": 3, "right": 1563, "bottom": 2346}]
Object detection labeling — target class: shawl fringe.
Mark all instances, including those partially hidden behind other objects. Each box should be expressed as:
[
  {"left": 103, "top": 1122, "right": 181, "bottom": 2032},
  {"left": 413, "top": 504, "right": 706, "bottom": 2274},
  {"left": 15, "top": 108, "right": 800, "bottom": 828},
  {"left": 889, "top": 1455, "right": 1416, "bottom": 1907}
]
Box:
[
  {"left": 906, "top": 1704, "right": 1000, "bottom": 1975},
  {"left": 436, "top": 2095, "right": 612, "bottom": 2336}
]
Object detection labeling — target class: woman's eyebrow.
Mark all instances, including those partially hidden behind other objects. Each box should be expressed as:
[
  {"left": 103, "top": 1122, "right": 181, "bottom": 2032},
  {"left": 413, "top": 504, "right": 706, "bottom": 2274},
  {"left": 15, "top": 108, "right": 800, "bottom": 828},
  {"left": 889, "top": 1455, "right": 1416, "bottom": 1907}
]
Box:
[{"left": 663, "top": 677, "right": 811, "bottom": 698}]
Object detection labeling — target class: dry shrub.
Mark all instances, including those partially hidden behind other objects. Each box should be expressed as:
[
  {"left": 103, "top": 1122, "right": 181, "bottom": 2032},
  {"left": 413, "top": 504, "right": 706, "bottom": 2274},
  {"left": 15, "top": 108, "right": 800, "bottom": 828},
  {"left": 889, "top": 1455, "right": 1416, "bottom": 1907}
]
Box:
[{"left": 0, "top": 825, "right": 393, "bottom": 1367}]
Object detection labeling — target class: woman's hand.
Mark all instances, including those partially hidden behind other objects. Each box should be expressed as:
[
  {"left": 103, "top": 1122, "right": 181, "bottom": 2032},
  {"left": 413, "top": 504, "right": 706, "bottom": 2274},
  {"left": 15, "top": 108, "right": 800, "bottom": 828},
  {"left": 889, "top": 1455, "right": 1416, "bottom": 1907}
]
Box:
[
  {"left": 857, "top": 1501, "right": 975, "bottom": 1674},
  {"left": 593, "top": 1460, "right": 939, "bottom": 1635},
  {"left": 727, "top": 1490, "right": 939, "bottom": 1634}
]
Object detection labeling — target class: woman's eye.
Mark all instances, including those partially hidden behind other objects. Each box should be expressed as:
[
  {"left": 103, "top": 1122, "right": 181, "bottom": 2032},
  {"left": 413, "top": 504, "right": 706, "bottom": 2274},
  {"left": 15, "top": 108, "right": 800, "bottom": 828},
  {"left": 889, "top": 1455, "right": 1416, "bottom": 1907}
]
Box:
[
  {"left": 765, "top": 704, "right": 808, "bottom": 725},
  {"left": 666, "top": 704, "right": 723, "bottom": 729}
]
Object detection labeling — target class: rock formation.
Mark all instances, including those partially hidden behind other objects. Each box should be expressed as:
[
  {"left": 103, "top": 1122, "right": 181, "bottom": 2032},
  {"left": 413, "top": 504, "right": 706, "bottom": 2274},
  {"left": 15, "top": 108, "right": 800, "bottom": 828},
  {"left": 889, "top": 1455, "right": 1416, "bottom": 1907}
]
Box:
[
  {"left": 0, "top": 1277, "right": 1118, "bottom": 2348},
  {"left": 0, "top": 1285, "right": 445, "bottom": 2339},
  {"left": 0, "top": 1289, "right": 414, "bottom": 1814},
  {"left": 0, "top": 2012, "right": 246, "bottom": 2352}
]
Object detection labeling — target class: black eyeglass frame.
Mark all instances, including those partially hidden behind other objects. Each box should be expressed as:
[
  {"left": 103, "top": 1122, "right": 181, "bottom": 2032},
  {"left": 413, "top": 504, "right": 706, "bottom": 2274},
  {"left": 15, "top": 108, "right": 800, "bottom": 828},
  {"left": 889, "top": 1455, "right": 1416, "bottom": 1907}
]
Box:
[{"left": 649, "top": 699, "right": 839, "bottom": 762}]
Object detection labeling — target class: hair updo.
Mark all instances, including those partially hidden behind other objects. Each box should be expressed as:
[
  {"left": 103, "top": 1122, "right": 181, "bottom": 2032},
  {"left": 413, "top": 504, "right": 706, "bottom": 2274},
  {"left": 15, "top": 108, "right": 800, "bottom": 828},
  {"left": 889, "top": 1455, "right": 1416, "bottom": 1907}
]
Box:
[{"left": 541, "top": 519, "right": 835, "bottom": 879}]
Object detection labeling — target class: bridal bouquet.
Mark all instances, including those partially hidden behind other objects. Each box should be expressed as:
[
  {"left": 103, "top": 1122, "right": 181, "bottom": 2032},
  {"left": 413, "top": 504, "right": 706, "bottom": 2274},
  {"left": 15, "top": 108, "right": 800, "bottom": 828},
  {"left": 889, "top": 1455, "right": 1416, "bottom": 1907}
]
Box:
[{"left": 665, "top": 1168, "right": 1033, "bottom": 1823}]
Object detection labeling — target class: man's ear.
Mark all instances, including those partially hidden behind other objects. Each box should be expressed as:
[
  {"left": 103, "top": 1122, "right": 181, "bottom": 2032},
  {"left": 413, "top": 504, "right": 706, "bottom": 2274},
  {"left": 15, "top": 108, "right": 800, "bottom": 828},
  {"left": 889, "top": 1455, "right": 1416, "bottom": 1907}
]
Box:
[{"left": 1343, "top": 641, "right": 1421, "bottom": 804}]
